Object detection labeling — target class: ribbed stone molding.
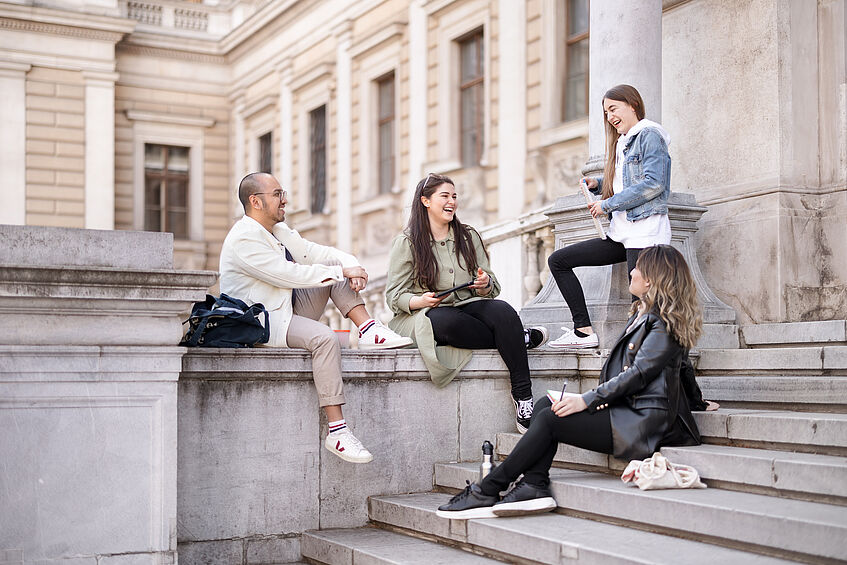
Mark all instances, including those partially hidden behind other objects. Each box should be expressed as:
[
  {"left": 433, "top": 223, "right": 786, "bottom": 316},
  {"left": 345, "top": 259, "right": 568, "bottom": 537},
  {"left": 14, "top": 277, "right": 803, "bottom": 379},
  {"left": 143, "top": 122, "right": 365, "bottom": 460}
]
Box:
[{"left": 520, "top": 192, "right": 738, "bottom": 348}]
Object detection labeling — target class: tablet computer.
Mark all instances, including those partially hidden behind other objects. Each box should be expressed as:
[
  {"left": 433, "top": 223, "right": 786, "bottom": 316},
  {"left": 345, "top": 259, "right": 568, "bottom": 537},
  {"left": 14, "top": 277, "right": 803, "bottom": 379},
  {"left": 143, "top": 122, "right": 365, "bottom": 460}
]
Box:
[{"left": 434, "top": 281, "right": 474, "bottom": 298}]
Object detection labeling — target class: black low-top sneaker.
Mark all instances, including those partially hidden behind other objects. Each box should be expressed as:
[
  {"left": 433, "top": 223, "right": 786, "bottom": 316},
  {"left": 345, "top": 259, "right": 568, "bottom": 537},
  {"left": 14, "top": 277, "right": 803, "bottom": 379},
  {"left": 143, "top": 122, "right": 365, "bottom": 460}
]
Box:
[
  {"left": 492, "top": 479, "right": 557, "bottom": 517},
  {"left": 436, "top": 481, "right": 498, "bottom": 519},
  {"left": 525, "top": 326, "right": 549, "bottom": 349},
  {"left": 513, "top": 397, "right": 533, "bottom": 434}
]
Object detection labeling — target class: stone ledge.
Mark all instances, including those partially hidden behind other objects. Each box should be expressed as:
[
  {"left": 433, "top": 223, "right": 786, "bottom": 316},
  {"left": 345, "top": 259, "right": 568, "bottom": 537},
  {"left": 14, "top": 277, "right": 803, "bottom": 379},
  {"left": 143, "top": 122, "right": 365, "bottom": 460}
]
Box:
[
  {"left": 0, "top": 224, "right": 174, "bottom": 269},
  {"left": 181, "top": 348, "right": 606, "bottom": 380},
  {"left": 697, "top": 346, "right": 847, "bottom": 373}
]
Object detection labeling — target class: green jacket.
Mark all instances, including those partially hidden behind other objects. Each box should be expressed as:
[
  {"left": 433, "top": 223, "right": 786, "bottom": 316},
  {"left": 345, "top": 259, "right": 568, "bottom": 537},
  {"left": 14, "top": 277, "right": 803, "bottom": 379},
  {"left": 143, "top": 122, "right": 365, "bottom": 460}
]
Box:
[{"left": 386, "top": 226, "right": 501, "bottom": 387}]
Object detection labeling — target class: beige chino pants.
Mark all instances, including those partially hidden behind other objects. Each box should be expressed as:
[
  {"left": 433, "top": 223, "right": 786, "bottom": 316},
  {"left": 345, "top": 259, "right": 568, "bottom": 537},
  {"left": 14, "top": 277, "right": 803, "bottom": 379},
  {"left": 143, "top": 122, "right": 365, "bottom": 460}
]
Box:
[{"left": 285, "top": 279, "right": 364, "bottom": 407}]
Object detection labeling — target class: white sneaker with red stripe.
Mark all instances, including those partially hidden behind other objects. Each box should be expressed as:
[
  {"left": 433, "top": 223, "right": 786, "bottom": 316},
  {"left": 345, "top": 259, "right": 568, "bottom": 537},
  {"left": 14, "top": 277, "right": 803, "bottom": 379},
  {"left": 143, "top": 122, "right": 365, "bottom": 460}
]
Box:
[
  {"left": 358, "top": 319, "right": 413, "bottom": 350},
  {"left": 324, "top": 429, "right": 373, "bottom": 463}
]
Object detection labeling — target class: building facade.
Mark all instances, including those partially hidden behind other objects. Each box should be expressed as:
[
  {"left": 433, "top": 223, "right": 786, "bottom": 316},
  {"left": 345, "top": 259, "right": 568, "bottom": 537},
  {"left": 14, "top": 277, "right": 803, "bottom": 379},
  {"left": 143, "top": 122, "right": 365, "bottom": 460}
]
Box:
[{"left": 0, "top": 0, "right": 845, "bottom": 324}]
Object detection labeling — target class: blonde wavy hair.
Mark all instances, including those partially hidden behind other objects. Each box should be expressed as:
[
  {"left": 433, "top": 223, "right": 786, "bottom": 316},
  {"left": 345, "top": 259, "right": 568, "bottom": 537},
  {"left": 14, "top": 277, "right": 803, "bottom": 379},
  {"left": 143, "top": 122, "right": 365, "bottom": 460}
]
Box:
[{"left": 631, "top": 245, "right": 702, "bottom": 349}]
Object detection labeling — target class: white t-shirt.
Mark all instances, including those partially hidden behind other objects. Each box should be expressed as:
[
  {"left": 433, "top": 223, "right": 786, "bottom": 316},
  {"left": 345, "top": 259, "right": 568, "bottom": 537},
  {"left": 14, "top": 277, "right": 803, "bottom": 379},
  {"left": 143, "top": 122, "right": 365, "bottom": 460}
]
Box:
[{"left": 606, "top": 121, "right": 671, "bottom": 249}]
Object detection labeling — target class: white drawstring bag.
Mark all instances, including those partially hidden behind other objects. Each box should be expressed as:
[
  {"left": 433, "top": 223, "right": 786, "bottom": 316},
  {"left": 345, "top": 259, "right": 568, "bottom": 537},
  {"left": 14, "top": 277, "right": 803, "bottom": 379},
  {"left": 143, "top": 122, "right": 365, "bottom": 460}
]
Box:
[{"left": 621, "top": 452, "right": 707, "bottom": 490}]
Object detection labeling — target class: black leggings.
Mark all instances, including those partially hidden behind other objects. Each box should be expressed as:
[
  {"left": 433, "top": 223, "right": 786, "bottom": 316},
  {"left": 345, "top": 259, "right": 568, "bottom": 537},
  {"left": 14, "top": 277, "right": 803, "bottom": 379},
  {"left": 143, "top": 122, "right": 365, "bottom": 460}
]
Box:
[
  {"left": 547, "top": 237, "right": 642, "bottom": 329},
  {"left": 479, "top": 396, "right": 612, "bottom": 493},
  {"left": 426, "top": 299, "right": 532, "bottom": 400}
]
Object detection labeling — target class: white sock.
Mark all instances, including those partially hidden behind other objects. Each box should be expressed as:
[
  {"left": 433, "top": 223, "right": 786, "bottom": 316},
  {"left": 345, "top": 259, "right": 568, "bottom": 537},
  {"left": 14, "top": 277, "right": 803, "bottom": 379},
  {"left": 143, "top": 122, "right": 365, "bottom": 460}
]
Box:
[
  {"left": 358, "top": 318, "right": 376, "bottom": 335},
  {"left": 328, "top": 419, "right": 347, "bottom": 434}
]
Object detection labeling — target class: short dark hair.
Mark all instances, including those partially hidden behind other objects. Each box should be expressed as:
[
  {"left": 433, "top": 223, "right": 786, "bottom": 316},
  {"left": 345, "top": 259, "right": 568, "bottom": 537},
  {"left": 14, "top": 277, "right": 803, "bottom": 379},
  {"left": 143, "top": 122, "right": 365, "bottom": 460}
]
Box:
[{"left": 238, "top": 172, "right": 271, "bottom": 211}]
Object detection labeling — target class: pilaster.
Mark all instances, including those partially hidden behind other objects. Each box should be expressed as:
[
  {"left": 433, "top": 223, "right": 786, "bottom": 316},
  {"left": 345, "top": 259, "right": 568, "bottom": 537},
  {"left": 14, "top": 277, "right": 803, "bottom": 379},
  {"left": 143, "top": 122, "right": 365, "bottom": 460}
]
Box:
[
  {"left": 334, "top": 21, "right": 353, "bottom": 251},
  {"left": 0, "top": 61, "right": 30, "bottom": 226},
  {"left": 277, "top": 58, "right": 293, "bottom": 194},
  {"left": 407, "top": 0, "right": 427, "bottom": 203},
  {"left": 497, "top": 0, "right": 526, "bottom": 218},
  {"left": 83, "top": 70, "right": 118, "bottom": 230}
]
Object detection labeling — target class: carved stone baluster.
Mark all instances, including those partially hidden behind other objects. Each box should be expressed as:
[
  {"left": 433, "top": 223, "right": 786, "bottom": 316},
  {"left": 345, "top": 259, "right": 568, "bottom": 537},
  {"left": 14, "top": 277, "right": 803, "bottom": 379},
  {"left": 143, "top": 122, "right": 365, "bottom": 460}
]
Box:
[{"left": 523, "top": 233, "right": 542, "bottom": 303}]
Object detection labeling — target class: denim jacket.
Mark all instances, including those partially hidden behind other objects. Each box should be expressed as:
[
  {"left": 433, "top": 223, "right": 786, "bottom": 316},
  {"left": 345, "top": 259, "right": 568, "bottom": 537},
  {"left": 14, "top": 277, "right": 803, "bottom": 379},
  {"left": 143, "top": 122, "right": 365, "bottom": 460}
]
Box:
[{"left": 591, "top": 124, "right": 671, "bottom": 222}]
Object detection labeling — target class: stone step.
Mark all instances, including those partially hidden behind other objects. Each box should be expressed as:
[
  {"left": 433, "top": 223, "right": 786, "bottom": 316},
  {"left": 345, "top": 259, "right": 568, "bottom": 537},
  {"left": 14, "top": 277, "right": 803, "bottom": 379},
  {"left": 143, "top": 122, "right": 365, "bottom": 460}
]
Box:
[
  {"left": 741, "top": 321, "right": 847, "bottom": 348},
  {"left": 495, "top": 433, "right": 847, "bottom": 501},
  {"left": 301, "top": 526, "right": 502, "bottom": 564},
  {"left": 435, "top": 463, "right": 847, "bottom": 562},
  {"left": 368, "top": 492, "right": 794, "bottom": 564},
  {"left": 693, "top": 408, "right": 847, "bottom": 452},
  {"left": 695, "top": 346, "right": 847, "bottom": 373},
  {"left": 697, "top": 376, "right": 847, "bottom": 408}
]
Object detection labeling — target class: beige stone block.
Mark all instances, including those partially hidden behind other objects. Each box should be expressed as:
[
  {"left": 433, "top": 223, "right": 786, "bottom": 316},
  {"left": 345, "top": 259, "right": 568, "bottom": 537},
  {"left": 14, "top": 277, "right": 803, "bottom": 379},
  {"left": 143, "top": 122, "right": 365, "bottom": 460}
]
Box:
[
  {"left": 115, "top": 141, "right": 133, "bottom": 155},
  {"left": 26, "top": 199, "right": 56, "bottom": 214},
  {"left": 27, "top": 109, "right": 55, "bottom": 126},
  {"left": 56, "top": 171, "right": 84, "bottom": 186},
  {"left": 526, "top": 62, "right": 540, "bottom": 85},
  {"left": 26, "top": 212, "right": 83, "bottom": 228},
  {"left": 56, "top": 200, "right": 85, "bottom": 215},
  {"left": 27, "top": 95, "right": 83, "bottom": 113},
  {"left": 56, "top": 142, "right": 85, "bottom": 158},
  {"left": 27, "top": 154, "right": 84, "bottom": 172},
  {"left": 56, "top": 113, "right": 85, "bottom": 128},
  {"left": 26, "top": 169, "right": 55, "bottom": 184},
  {"left": 27, "top": 139, "right": 55, "bottom": 155},
  {"left": 26, "top": 80, "right": 55, "bottom": 96},
  {"left": 27, "top": 125, "right": 84, "bottom": 143},
  {"left": 27, "top": 67, "right": 81, "bottom": 83},
  {"left": 56, "top": 83, "right": 84, "bottom": 99},
  {"left": 115, "top": 169, "right": 133, "bottom": 183}
]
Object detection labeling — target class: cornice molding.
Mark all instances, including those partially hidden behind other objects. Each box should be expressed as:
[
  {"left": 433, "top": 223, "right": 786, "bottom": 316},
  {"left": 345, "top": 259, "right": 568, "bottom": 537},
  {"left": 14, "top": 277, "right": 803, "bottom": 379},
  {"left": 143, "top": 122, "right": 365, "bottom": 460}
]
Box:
[
  {"left": 125, "top": 110, "right": 216, "bottom": 128},
  {"left": 117, "top": 42, "right": 227, "bottom": 65},
  {"left": 350, "top": 22, "right": 405, "bottom": 58},
  {"left": 0, "top": 16, "right": 127, "bottom": 42}
]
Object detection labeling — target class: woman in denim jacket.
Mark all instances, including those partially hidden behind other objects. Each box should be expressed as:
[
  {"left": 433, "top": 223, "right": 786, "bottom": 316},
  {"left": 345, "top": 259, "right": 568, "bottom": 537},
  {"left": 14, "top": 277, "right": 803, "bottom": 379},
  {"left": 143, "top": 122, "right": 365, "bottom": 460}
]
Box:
[{"left": 548, "top": 84, "right": 673, "bottom": 349}]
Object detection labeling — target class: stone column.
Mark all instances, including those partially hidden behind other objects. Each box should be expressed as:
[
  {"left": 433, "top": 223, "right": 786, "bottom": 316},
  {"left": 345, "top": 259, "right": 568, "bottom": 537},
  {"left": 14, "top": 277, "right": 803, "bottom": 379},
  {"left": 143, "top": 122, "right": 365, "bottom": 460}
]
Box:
[
  {"left": 83, "top": 71, "right": 119, "bottom": 230},
  {"left": 407, "top": 0, "right": 427, "bottom": 207},
  {"left": 583, "top": 0, "right": 662, "bottom": 176},
  {"left": 278, "top": 59, "right": 294, "bottom": 194},
  {"left": 520, "top": 0, "right": 737, "bottom": 348},
  {"left": 0, "top": 61, "right": 30, "bottom": 226},
  {"left": 334, "top": 22, "right": 353, "bottom": 251},
  {"left": 497, "top": 0, "right": 527, "bottom": 218},
  {"left": 231, "top": 93, "right": 246, "bottom": 221}
]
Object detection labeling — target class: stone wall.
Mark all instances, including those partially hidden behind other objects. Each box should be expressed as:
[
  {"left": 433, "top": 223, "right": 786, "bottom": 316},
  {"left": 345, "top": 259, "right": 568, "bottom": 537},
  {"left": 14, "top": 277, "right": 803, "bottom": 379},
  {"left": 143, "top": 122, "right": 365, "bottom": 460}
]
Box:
[{"left": 177, "top": 348, "right": 592, "bottom": 564}]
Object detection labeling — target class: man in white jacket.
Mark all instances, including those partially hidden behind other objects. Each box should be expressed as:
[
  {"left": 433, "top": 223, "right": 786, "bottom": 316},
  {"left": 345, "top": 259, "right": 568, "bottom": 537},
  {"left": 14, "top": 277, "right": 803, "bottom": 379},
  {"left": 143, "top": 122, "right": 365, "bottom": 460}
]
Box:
[{"left": 220, "top": 172, "right": 412, "bottom": 463}]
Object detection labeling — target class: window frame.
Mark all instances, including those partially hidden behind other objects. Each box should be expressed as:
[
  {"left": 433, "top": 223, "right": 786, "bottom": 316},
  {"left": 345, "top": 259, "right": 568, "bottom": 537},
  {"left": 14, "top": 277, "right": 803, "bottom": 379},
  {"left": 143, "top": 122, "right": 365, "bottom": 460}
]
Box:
[
  {"left": 143, "top": 143, "right": 190, "bottom": 238},
  {"left": 458, "top": 29, "right": 485, "bottom": 168},
  {"left": 562, "top": 0, "right": 590, "bottom": 123},
  {"left": 131, "top": 122, "right": 204, "bottom": 242},
  {"left": 375, "top": 72, "right": 396, "bottom": 195},
  {"left": 258, "top": 131, "right": 273, "bottom": 174},
  {"left": 309, "top": 104, "right": 327, "bottom": 215}
]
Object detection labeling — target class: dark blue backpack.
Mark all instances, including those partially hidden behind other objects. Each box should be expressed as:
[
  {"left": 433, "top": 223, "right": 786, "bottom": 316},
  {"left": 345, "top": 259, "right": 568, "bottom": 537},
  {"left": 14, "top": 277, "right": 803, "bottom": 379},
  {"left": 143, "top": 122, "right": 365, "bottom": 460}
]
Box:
[{"left": 180, "top": 293, "right": 270, "bottom": 348}]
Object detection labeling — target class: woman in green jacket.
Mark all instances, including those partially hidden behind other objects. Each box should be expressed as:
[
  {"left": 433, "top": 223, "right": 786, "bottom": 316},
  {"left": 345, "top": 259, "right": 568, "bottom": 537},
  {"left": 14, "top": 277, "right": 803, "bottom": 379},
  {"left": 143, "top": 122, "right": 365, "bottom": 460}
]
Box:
[{"left": 386, "top": 173, "right": 546, "bottom": 433}]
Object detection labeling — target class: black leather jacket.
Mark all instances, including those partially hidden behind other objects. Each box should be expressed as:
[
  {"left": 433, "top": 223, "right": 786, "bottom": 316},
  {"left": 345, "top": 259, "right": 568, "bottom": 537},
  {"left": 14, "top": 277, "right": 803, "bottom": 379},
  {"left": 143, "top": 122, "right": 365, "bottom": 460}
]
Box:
[{"left": 581, "top": 311, "right": 701, "bottom": 460}]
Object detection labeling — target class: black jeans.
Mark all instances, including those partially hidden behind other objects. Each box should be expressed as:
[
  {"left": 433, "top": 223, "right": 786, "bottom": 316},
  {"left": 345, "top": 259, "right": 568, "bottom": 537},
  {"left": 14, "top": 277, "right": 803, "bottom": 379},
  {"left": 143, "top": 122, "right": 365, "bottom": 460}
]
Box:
[
  {"left": 547, "top": 237, "right": 642, "bottom": 329},
  {"left": 426, "top": 299, "right": 532, "bottom": 400},
  {"left": 479, "top": 396, "right": 612, "bottom": 493}
]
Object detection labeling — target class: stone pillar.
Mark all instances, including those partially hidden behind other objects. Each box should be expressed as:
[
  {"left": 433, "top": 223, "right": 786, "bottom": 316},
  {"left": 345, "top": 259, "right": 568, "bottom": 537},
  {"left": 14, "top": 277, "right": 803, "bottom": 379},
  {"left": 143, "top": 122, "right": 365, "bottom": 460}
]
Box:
[
  {"left": 278, "top": 59, "right": 294, "bottom": 194},
  {"left": 0, "top": 225, "right": 217, "bottom": 565},
  {"left": 497, "top": 0, "right": 526, "bottom": 218},
  {"left": 334, "top": 22, "right": 353, "bottom": 251},
  {"left": 407, "top": 0, "right": 427, "bottom": 216},
  {"left": 521, "top": 193, "right": 737, "bottom": 348},
  {"left": 83, "top": 71, "right": 119, "bottom": 230},
  {"left": 583, "top": 0, "right": 662, "bottom": 177},
  {"left": 0, "top": 61, "right": 30, "bottom": 226},
  {"left": 232, "top": 93, "right": 246, "bottom": 221}
]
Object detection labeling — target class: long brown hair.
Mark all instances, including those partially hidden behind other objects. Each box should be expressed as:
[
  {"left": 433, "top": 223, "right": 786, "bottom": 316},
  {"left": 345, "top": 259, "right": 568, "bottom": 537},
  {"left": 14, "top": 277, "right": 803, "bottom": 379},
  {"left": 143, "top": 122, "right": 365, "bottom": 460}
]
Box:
[
  {"left": 602, "top": 84, "right": 646, "bottom": 199},
  {"left": 631, "top": 245, "right": 702, "bottom": 349},
  {"left": 405, "top": 173, "right": 485, "bottom": 289}
]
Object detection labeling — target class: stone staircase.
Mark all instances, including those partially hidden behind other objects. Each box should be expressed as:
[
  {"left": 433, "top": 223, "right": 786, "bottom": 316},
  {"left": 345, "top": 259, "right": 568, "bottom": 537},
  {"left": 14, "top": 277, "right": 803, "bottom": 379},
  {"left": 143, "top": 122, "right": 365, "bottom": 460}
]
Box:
[{"left": 299, "top": 322, "right": 847, "bottom": 564}]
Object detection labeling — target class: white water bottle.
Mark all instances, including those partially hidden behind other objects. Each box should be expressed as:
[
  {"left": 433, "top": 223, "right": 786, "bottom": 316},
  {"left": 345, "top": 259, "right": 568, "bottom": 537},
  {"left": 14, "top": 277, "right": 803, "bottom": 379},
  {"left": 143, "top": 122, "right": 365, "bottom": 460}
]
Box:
[{"left": 479, "top": 440, "right": 496, "bottom": 481}]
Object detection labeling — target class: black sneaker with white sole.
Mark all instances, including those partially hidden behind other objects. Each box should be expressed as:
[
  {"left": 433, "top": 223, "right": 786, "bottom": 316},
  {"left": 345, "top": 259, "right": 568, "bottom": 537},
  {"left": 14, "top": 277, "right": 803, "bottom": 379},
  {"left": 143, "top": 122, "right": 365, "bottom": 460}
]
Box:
[
  {"left": 491, "top": 479, "right": 557, "bottom": 517},
  {"left": 524, "top": 326, "right": 549, "bottom": 349},
  {"left": 513, "top": 397, "right": 534, "bottom": 434},
  {"left": 436, "top": 480, "right": 498, "bottom": 519}
]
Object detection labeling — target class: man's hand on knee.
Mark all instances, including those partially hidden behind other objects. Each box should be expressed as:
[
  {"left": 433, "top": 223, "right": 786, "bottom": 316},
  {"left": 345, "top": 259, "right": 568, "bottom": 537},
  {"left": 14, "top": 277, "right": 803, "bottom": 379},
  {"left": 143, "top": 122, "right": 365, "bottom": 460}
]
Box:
[{"left": 342, "top": 266, "right": 369, "bottom": 291}]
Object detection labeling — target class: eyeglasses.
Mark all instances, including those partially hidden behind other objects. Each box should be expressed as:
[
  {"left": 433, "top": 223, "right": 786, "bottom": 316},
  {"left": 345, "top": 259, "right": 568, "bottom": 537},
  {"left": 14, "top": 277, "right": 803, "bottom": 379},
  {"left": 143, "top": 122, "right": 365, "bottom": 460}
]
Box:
[{"left": 252, "top": 190, "right": 287, "bottom": 200}]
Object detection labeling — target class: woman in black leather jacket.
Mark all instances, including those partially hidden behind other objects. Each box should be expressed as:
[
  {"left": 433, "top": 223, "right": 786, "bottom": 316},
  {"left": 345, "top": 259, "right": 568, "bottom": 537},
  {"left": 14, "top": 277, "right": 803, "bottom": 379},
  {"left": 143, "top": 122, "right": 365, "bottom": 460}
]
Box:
[{"left": 436, "top": 245, "right": 703, "bottom": 520}]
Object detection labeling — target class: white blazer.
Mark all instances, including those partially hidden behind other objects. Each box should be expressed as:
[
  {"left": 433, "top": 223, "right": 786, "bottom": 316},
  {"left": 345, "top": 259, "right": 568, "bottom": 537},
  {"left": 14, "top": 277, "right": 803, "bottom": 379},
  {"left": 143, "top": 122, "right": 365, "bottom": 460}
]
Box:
[{"left": 219, "top": 215, "right": 359, "bottom": 347}]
